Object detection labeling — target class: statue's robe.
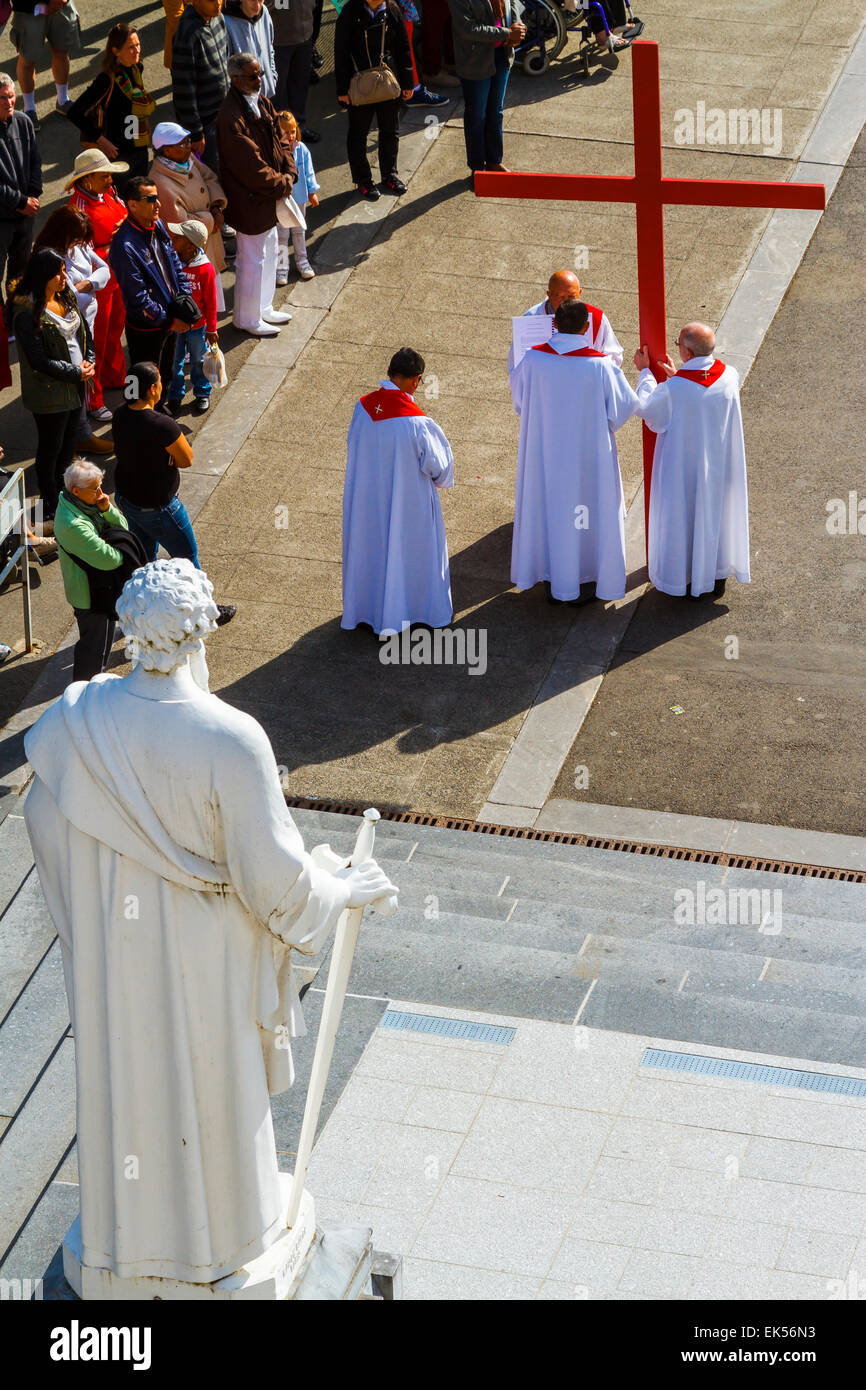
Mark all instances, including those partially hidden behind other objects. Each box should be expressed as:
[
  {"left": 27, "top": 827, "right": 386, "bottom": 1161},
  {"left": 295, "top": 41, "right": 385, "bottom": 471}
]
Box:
[{"left": 24, "top": 673, "right": 350, "bottom": 1283}]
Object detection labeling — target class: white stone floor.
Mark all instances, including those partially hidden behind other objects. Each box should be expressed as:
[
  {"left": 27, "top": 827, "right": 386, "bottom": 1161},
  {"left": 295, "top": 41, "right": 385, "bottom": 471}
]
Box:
[{"left": 305, "top": 1003, "right": 866, "bottom": 1300}]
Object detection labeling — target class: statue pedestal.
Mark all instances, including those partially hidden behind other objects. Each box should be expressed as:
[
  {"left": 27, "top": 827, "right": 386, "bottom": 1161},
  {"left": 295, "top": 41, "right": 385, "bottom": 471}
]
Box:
[{"left": 62, "top": 1176, "right": 318, "bottom": 1301}]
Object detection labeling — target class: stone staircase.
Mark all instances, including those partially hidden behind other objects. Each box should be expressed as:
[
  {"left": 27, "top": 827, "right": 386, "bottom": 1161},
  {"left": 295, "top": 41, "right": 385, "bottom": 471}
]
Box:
[{"left": 0, "top": 802, "right": 864, "bottom": 1288}]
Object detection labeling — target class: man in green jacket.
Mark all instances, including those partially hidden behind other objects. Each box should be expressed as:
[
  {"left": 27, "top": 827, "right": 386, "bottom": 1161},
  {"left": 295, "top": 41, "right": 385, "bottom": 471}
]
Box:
[{"left": 54, "top": 459, "right": 128, "bottom": 682}]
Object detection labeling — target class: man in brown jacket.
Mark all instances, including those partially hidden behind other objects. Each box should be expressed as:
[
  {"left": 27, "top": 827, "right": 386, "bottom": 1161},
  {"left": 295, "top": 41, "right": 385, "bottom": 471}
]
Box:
[{"left": 216, "top": 51, "right": 296, "bottom": 337}]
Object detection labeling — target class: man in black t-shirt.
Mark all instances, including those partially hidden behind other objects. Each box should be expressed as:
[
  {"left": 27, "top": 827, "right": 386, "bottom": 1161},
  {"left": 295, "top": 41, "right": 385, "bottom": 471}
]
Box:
[{"left": 113, "top": 361, "right": 236, "bottom": 625}]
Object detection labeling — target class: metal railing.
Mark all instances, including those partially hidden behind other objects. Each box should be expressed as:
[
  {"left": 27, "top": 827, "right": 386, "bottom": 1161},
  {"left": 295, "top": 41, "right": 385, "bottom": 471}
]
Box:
[{"left": 0, "top": 469, "right": 33, "bottom": 654}]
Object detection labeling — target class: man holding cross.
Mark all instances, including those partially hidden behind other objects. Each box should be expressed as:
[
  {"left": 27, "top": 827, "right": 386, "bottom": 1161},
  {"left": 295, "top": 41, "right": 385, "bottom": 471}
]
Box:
[
  {"left": 634, "top": 324, "right": 750, "bottom": 599},
  {"left": 510, "top": 298, "right": 637, "bottom": 606}
]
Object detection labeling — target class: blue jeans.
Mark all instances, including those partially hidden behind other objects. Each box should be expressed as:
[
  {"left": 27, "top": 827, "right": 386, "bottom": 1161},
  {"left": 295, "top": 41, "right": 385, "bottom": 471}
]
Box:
[
  {"left": 169, "top": 326, "right": 211, "bottom": 404},
  {"left": 116, "top": 494, "right": 201, "bottom": 568},
  {"left": 459, "top": 46, "right": 511, "bottom": 172}
]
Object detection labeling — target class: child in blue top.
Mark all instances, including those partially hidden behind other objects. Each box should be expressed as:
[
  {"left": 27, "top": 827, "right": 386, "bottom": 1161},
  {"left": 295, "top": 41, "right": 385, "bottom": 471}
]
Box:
[{"left": 277, "top": 110, "right": 320, "bottom": 284}]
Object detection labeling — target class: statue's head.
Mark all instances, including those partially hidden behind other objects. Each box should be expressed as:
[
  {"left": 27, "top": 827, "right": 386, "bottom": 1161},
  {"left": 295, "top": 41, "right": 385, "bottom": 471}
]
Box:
[{"left": 116, "top": 559, "right": 219, "bottom": 674}]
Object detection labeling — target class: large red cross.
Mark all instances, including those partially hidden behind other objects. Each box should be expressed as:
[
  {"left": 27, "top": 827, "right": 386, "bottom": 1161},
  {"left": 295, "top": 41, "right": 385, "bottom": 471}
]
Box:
[{"left": 476, "top": 41, "right": 825, "bottom": 550}]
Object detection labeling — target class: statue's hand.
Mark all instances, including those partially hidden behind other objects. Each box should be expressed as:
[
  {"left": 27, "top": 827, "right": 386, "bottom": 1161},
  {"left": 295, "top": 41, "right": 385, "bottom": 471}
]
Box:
[{"left": 337, "top": 859, "right": 399, "bottom": 915}]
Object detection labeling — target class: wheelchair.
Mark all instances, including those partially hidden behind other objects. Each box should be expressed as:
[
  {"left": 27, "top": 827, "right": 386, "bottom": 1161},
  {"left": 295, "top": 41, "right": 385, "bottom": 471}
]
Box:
[
  {"left": 514, "top": 0, "right": 568, "bottom": 75},
  {"left": 554, "top": 0, "right": 644, "bottom": 75}
]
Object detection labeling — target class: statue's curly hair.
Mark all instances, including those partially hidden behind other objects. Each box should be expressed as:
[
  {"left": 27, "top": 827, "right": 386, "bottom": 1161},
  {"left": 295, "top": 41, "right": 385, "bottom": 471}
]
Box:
[{"left": 116, "top": 559, "right": 219, "bottom": 673}]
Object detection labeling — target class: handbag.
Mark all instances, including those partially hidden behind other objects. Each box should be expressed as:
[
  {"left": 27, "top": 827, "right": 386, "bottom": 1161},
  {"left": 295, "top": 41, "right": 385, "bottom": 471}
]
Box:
[
  {"left": 167, "top": 290, "right": 201, "bottom": 325},
  {"left": 348, "top": 20, "right": 401, "bottom": 106},
  {"left": 82, "top": 72, "right": 115, "bottom": 134}
]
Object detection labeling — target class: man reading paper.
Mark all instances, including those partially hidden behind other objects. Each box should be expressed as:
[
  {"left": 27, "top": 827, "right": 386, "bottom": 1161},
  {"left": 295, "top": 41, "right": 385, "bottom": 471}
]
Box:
[{"left": 508, "top": 268, "right": 623, "bottom": 371}]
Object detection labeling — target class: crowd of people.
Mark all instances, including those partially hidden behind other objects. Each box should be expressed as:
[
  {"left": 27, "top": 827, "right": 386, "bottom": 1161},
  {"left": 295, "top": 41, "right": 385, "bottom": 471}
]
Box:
[{"left": 0, "top": 0, "right": 647, "bottom": 674}]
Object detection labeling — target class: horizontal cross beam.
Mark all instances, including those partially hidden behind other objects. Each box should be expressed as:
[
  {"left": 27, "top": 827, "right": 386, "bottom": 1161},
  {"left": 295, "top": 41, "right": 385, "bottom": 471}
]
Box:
[{"left": 474, "top": 172, "right": 826, "bottom": 212}]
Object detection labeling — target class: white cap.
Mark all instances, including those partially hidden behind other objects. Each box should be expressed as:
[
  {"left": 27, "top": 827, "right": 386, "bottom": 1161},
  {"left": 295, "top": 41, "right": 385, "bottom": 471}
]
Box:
[{"left": 152, "top": 121, "right": 191, "bottom": 150}]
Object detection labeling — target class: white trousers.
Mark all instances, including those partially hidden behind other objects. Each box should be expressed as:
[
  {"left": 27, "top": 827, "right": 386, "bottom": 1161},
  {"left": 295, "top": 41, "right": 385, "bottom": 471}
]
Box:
[{"left": 233, "top": 226, "right": 278, "bottom": 330}]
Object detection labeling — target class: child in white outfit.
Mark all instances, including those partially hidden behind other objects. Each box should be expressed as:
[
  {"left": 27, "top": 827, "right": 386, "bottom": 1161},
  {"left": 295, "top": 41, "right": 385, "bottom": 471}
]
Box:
[{"left": 277, "top": 110, "right": 320, "bottom": 284}]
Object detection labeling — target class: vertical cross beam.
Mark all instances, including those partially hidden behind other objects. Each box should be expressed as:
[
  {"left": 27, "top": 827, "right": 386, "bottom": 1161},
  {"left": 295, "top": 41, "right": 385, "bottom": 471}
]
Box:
[{"left": 632, "top": 43, "right": 667, "bottom": 539}]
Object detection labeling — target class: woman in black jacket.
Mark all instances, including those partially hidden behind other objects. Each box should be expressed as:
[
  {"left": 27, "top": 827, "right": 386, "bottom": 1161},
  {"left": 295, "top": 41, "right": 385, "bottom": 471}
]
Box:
[
  {"left": 68, "top": 23, "right": 156, "bottom": 190},
  {"left": 334, "top": 0, "right": 415, "bottom": 201},
  {"left": 11, "top": 248, "right": 96, "bottom": 520}
]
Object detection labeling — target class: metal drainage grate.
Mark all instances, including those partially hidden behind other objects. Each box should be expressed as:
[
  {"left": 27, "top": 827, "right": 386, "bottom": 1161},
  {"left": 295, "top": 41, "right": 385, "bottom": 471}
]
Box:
[
  {"left": 642, "top": 1047, "right": 866, "bottom": 1099},
  {"left": 283, "top": 796, "right": 865, "bottom": 882},
  {"left": 380, "top": 1009, "right": 515, "bottom": 1046}
]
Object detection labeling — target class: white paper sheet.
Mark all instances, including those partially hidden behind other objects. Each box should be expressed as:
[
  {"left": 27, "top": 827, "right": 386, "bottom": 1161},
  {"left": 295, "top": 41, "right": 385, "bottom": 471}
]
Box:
[{"left": 511, "top": 314, "right": 554, "bottom": 367}]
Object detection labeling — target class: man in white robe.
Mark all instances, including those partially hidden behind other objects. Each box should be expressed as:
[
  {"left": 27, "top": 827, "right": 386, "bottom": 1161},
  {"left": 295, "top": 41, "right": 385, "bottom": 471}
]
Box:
[
  {"left": 23, "top": 560, "right": 397, "bottom": 1286},
  {"left": 342, "top": 347, "right": 454, "bottom": 635},
  {"left": 508, "top": 268, "right": 623, "bottom": 371},
  {"left": 510, "top": 299, "right": 638, "bottom": 604},
  {"left": 634, "top": 322, "right": 750, "bottom": 599}
]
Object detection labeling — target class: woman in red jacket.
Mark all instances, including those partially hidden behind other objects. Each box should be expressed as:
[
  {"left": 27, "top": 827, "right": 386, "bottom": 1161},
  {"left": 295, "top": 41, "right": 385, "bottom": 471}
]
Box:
[{"left": 65, "top": 149, "right": 129, "bottom": 424}]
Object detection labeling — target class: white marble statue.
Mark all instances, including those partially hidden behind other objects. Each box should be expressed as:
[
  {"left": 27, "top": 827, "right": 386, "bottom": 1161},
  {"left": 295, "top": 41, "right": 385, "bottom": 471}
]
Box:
[{"left": 23, "top": 559, "right": 398, "bottom": 1291}]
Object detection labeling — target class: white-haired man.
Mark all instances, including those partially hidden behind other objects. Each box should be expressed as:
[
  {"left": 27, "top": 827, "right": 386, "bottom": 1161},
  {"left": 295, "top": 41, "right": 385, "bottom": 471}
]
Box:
[
  {"left": 53, "top": 459, "right": 128, "bottom": 681},
  {"left": 0, "top": 72, "right": 42, "bottom": 320},
  {"left": 23, "top": 557, "right": 399, "bottom": 1290},
  {"left": 216, "top": 51, "right": 295, "bottom": 337},
  {"left": 635, "top": 322, "right": 750, "bottom": 599}
]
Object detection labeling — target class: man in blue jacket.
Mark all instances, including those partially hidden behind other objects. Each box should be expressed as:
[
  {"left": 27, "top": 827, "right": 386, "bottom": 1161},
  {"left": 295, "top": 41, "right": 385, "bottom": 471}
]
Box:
[{"left": 108, "top": 175, "right": 187, "bottom": 402}]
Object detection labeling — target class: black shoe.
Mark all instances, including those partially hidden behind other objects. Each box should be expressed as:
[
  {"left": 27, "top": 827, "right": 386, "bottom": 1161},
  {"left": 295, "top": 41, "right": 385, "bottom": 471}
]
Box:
[
  {"left": 312, "top": 46, "right": 324, "bottom": 68},
  {"left": 568, "top": 581, "right": 597, "bottom": 607},
  {"left": 380, "top": 174, "right": 407, "bottom": 195},
  {"left": 309, "top": 66, "right": 320, "bottom": 84},
  {"left": 713, "top": 577, "right": 727, "bottom": 598},
  {"left": 193, "top": 396, "right": 210, "bottom": 414},
  {"left": 165, "top": 399, "right": 183, "bottom": 417},
  {"left": 216, "top": 603, "right": 236, "bottom": 627},
  {"left": 302, "top": 127, "right": 321, "bottom": 144},
  {"left": 358, "top": 183, "right": 380, "bottom": 201}
]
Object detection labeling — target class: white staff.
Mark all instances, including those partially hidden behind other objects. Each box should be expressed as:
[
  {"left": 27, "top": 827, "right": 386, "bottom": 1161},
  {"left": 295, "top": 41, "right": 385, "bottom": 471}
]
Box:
[{"left": 287, "top": 808, "right": 397, "bottom": 1228}]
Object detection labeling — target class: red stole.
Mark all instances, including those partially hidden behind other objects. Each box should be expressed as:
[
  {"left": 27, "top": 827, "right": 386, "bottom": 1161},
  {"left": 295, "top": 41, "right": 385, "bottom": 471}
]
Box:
[
  {"left": 532, "top": 343, "right": 605, "bottom": 358},
  {"left": 587, "top": 302, "right": 603, "bottom": 341},
  {"left": 360, "top": 387, "right": 426, "bottom": 421},
  {"left": 674, "top": 359, "right": 726, "bottom": 388}
]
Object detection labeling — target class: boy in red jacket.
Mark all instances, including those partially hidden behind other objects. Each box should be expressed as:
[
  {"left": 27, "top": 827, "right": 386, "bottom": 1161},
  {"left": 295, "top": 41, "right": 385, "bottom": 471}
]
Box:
[{"left": 166, "top": 218, "right": 219, "bottom": 415}]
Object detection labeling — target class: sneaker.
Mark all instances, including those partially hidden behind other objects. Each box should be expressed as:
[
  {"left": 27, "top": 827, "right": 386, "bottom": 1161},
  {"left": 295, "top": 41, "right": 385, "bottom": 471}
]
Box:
[
  {"left": 88, "top": 405, "right": 113, "bottom": 423},
  {"left": 406, "top": 86, "right": 449, "bottom": 107},
  {"left": 295, "top": 257, "right": 316, "bottom": 279},
  {"left": 423, "top": 70, "right": 460, "bottom": 87},
  {"left": 312, "top": 46, "right": 324, "bottom": 68},
  {"left": 55, "top": 99, "right": 74, "bottom": 115},
  {"left": 358, "top": 183, "right": 380, "bottom": 202},
  {"left": 0, "top": 643, "right": 11, "bottom": 663},
  {"left": 24, "top": 109, "right": 40, "bottom": 132},
  {"left": 275, "top": 268, "right": 289, "bottom": 286},
  {"left": 193, "top": 396, "right": 210, "bottom": 414},
  {"left": 165, "top": 399, "right": 183, "bottom": 417},
  {"left": 380, "top": 175, "right": 407, "bottom": 196},
  {"left": 215, "top": 603, "right": 236, "bottom": 627},
  {"left": 301, "top": 127, "right": 321, "bottom": 144}
]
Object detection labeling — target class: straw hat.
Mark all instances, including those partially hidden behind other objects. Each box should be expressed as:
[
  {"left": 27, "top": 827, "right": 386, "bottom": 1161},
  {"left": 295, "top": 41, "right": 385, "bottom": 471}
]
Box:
[{"left": 64, "top": 148, "right": 130, "bottom": 189}]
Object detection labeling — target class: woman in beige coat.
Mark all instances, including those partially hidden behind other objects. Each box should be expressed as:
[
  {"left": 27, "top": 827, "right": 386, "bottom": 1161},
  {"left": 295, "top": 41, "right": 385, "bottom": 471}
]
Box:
[{"left": 149, "top": 122, "right": 228, "bottom": 309}]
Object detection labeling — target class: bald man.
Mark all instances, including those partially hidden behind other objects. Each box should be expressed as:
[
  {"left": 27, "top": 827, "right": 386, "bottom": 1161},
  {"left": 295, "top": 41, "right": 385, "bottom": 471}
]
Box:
[
  {"left": 635, "top": 323, "right": 750, "bottom": 600},
  {"left": 509, "top": 269, "right": 623, "bottom": 371}
]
